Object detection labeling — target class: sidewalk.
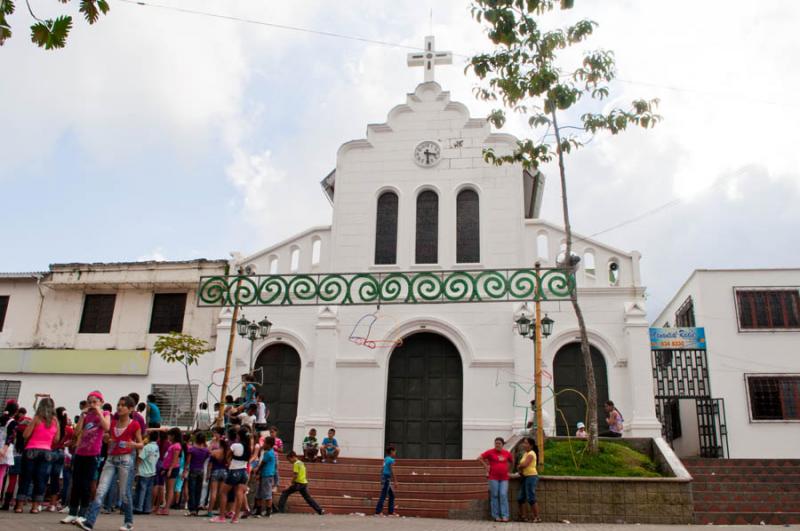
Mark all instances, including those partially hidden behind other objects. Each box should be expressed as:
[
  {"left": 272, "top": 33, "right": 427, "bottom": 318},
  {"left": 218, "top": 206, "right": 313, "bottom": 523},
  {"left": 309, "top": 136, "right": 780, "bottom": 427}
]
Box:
[{"left": 0, "top": 512, "right": 766, "bottom": 530}]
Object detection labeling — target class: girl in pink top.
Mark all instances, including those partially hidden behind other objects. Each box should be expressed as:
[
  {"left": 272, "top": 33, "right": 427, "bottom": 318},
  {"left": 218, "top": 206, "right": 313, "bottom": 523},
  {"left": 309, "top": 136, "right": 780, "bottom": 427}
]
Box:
[
  {"left": 15, "top": 395, "right": 58, "bottom": 513},
  {"left": 156, "top": 427, "right": 183, "bottom": 515}
]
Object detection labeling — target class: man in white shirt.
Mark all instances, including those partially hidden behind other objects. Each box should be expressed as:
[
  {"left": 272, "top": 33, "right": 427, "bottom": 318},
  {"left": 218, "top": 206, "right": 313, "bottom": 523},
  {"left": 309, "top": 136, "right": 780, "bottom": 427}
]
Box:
[{"left": 255, "top": 394, "right": 269, "bottom": 436}]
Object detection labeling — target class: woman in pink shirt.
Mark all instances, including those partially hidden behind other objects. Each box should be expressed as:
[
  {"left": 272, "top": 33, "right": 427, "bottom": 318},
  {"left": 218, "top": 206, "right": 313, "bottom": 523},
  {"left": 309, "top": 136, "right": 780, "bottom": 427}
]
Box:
[
  {"left": 479, "top": 437, "right": 513, "bottom": 522},
  {"left": 15, "top": 394, "right": 59, "bottom": 513}
]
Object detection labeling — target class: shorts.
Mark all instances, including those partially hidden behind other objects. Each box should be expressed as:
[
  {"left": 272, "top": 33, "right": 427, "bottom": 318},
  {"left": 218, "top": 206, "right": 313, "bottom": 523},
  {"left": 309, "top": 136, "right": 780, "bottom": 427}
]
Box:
[
  {"left": 256, "top": 476, "right": 274, "bottom": 500},
  {"left": 225, "top": 468, "right": 248, "bottom": 486},
  {"left": 210, "top": 468, "right": 227, "bottom": 482},
  {"left": 517, "top": 475, "right": 539, "bottom": 504},
  {"left": 155, "top": 467, "right": 179, "bottom": 486},
  {"left": 10, "top": 453, "right": 22, "bottom": 475},
  {"left": 324, "top": 447, "right": 338, "bottom": 454}
]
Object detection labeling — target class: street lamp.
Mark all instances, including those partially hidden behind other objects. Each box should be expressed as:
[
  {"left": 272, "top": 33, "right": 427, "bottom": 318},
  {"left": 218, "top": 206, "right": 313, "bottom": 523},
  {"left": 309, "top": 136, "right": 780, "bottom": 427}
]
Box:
[
  {"left": 237, "top": 315, "right": 272, "bottom": 373},
  {"left": 516, "top": 306, "right": 555, "bottom": 465}
]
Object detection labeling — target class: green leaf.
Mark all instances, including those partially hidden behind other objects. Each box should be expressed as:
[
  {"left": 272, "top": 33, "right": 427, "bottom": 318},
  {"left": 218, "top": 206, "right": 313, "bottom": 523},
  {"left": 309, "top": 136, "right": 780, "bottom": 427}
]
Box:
[
  {"left": 0, "top": 24, "right": 10, "bottom": 46},
  {"left": 31, "top": 16, "right": 73, "bottom": 50},
  {"left": 80, "top": 0, "right": 100, "bottom": 24},
  {"left": 0, "top": 0, "right": 14, "bottom": 16}
]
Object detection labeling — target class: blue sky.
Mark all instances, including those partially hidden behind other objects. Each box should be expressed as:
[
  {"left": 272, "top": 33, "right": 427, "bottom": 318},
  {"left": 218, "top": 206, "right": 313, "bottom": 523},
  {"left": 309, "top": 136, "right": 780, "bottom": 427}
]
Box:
[{"left": 2, "top": 0, "right": 800, "bottom": 316}]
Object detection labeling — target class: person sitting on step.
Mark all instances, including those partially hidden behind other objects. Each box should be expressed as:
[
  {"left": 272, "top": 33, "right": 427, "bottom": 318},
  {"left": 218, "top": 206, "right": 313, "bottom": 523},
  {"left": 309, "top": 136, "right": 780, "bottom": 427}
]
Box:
[
  {"left": 320, "top": 429, "right": 339, "bottom": 463},
  {"left": 302, "top": 429, "right": 319, "bottom": 462}
]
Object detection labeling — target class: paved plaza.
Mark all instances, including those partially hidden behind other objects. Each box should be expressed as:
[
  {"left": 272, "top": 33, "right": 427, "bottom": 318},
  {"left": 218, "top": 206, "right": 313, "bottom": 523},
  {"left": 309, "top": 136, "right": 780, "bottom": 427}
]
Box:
[{"left": 0, "top": 512, "right": 767, "bottom": 531}]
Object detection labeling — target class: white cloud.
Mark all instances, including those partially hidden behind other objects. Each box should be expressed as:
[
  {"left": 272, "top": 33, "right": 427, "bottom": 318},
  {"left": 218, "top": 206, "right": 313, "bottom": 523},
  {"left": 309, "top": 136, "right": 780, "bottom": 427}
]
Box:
[{"left": 136, "top": 247, "right": 167, "bottom": 262}]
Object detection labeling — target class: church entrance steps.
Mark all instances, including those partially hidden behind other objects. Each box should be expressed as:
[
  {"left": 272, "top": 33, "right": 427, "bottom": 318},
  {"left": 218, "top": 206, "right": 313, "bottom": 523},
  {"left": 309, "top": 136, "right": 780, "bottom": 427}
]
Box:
[
  {"left": 275, "top": 458, "right": 487, "bottom": 519},
  {"left": 683, "top": 458, "right": 800, "bottom": 525}
]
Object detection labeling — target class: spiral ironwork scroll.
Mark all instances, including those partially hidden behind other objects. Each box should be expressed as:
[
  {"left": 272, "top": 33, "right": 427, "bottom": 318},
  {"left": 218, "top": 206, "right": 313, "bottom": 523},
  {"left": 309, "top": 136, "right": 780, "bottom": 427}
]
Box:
[{"left": 197, "top": 267, "right": 574, "bottom": 306}]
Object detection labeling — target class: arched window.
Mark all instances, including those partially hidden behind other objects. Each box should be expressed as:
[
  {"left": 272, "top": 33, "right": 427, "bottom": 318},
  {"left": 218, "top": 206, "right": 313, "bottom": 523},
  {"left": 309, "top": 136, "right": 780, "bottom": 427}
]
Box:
[
  {"left": 537, "top": 232, "right": 549, "bottom": 260},
  {"left": 311, "top": 238, "right": 322, "bottom": 266},
  {"left": 269, "top": 256, "right": 278, "bottom": 274},
  {"left": 415, "top": 190, "right": 439, "bottom": 264},
  {"left": 456, "top": 189, "right": 480, "bottom": 263},
  {"left": 290, "top": 247, "right": 300, "bottom": 272},
  {"left": 374, "top": 191, "right": 399, "bottom": 264},
  {"left": 584, "top": 250, "right": 596, "bottom": 277}
]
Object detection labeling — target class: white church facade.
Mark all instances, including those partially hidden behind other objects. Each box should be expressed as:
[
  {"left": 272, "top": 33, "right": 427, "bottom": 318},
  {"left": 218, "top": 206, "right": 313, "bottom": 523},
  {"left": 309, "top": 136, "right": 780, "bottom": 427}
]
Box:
[
  {"left": 202, "top": 44, "right": 662, "bottom": 458},
  {"left": 0, "top": 39, "right": 664, "bottom": 459}
]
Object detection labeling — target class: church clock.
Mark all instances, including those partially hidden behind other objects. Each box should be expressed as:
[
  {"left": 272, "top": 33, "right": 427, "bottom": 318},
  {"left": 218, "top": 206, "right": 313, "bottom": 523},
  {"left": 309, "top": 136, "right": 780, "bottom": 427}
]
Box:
[{"left": 413, "top": 140, "right": 442, "bottom": 168}]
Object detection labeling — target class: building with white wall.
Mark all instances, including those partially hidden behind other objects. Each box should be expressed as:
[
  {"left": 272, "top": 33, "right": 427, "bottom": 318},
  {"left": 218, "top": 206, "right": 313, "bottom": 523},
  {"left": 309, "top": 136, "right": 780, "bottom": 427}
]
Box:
[
  {"left": 197, "top": 41, "right": 663, "bottom": 458},
  {"left": 653, "top": 268, "right": 800, "bottom": 458},
  {"left": 0, "top": 259, "right": 227, "bottom": 423}
]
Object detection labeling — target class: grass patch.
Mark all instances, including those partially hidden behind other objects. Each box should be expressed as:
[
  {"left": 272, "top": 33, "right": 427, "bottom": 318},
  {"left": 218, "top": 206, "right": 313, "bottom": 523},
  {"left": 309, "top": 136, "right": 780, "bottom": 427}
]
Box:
[{"left": 538, "top": 439, "right": 663, "bottom": 477}]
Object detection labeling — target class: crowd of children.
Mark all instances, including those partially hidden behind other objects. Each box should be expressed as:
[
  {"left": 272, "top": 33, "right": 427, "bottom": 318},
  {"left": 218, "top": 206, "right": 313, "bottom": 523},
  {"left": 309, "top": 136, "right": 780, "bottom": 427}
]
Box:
[{"left": 0, "top": 388, "right": 347, "bottom": 529}]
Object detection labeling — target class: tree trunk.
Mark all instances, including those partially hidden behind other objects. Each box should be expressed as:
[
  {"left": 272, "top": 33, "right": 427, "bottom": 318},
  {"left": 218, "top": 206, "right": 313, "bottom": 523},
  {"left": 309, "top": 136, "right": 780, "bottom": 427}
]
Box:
[
  {"left": 551, "top": 110, "right": 600, "bottom": 455},
  {"left": 184, "top": 362, "right": 194, "bottom": 430}
]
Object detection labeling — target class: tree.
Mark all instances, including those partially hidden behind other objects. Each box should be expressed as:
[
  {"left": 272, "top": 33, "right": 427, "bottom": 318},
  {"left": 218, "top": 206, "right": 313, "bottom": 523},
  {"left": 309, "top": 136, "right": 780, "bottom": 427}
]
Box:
[
  {"left": 153, "top": 332, "right": 212, "bottom": 428},
  {"left": 468, "top": 0, "right": 661, "bottom": 454},
  {"left": 0, "top": 0, "right": 109, "bottom": 49}
]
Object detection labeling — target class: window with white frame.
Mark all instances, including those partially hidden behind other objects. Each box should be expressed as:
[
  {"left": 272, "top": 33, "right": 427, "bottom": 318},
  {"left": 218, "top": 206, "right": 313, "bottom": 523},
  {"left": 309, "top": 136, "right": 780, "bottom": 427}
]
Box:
[
  {"left": 0, "top": 380, "right": 21, "bottom": 405},
  {"left": 746, "top": 374, "right": 800, "bottom": 421},
  {"left": 736, "top": 288, "right": 800, "bottom": 330}
]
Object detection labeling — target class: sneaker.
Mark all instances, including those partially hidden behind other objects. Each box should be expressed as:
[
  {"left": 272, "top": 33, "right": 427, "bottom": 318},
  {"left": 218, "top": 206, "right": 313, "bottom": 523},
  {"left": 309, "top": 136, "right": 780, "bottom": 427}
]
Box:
[
  {"left": 321, "top": 459, "right": 326, "bottom": 463},
  {"left": 209, "top": 516, "right": 227, "bottom": 523},
  {"left": 76, "top": 520, "right": 93, "bottom": 531},
  {"left": 60, "top": 507, "right": 70, "bottom": 513},
  {"left": 76, "top": 517, "right": 88, "bottom": 527},
  {"left": 333, "top": 459, "right": 338, "bottom": 464},
  {"left": 60, "top": 515, "right": 78, "bottom": 524},
  {"left": 119, "top": 524, "right": 134, "bottom": 531},
  {"left": 230, "top": 518, "right": 240, "bottom": 524}
]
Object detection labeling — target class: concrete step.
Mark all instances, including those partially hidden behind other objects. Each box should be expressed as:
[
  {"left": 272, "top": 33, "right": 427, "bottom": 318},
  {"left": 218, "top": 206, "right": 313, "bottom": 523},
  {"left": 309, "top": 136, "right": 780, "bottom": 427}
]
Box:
[
  {"left": 693, "top": 490, "right": 800, "bottom": 503},
  {"left": 692, "top": 481, "right": 800, "bottom": 493},
  {"left": 305, "top": 485, "right": 488, "bottom": 500},
  {"left": 290, "top": 477, "right": 487, "bottom": 492},
  {"left": 695, "top": 501, "right": 800, "bottom": 513},
  {"left": 694, "top": 512, "right": 800, "bottom": 525},
  {"left": 284, "top": 494, "right": 474, "bottom": 511},
  {"left": 278, "top": 462, "right": 484, "bottom": 476},
  {"left": 281, "top": 503, "right": 451, "bottom": 518}
]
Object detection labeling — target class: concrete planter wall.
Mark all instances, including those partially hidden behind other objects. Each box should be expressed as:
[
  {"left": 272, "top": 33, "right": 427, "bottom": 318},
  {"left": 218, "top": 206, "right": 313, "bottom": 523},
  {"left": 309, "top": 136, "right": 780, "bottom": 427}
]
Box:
[{"left": 452, "top": 437, "right": 694, "bottom": 524}]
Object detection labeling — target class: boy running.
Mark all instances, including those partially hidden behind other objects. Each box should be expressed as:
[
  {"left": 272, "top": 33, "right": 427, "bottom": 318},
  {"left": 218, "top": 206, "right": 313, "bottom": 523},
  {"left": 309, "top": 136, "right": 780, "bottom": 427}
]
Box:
[{"left": 276, "top": 451, "right": 323, "bottom": 515}]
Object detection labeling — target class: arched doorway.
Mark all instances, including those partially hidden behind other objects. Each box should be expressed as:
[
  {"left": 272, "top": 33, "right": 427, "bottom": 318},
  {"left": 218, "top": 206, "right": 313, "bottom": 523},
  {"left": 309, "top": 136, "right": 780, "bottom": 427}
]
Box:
[
  {"left": 254, "top": 343, "right": 301, "bottom": 451},
  {"left": 553, "top": 343, "right": 609, "bottom": 436},
  {"left": 385, "top": 332, "right": 463, "bottom": 459}
]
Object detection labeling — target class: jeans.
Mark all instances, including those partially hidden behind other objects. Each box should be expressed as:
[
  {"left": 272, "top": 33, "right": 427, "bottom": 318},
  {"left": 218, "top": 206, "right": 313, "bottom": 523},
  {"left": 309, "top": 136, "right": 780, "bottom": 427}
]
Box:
[
  {"left": 133, "top": 475, "right": 155, "bottom": 514},
  {"left": 84, "top": 453, "right": 134, "bottom": 527},
  {"left": 517, "top": 475, "right": 539, "bottom": 504},
  {"left": 277, "top": 483, "right": 322, "bottom": 514},
  {"left": 47, "top": 450, "right": 65, "bottom": 498},
  {"left": 18, "top": 448, "right": 54, "bottom": 502},
  {"left": 488, "top": 479, "right": 509, "bottom": 520},
  {"left": 60, "top": 464, "right": 72, "bottom": 505},
  {"left": 102, "top": 474, "right": 119, "bottom": 511},
  {"left": 187, "top": 470, "right": 204, "bottom": 512},
  {"left": 375, "top": 475, "right": 395, "bottom": 514},
  {"left": 69, "top": 454, "right": 101, "bottom": 517}
]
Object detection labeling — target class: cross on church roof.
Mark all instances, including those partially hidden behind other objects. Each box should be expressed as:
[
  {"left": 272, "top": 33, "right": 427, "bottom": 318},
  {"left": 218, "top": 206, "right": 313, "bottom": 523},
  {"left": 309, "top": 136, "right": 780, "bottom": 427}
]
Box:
[{"left": 407, "top": 35, "right": 453, "bottom": 83}]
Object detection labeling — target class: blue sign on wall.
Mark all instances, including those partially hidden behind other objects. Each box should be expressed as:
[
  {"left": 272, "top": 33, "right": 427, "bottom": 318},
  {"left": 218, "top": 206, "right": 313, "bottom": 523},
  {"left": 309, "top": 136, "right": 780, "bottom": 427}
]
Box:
[{"left": 649, "top": 327, "right": 707, "bottom": 350}]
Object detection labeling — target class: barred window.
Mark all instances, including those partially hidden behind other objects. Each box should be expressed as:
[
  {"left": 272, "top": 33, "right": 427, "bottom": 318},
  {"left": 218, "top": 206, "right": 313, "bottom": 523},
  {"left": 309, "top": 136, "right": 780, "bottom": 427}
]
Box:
[
  {"left": 150, "top": 383, "right": 199, "bottom": 427},
  {"left": 79, "top": 294, "right": 116, "bottom": 334},
  {"left": 0, "top": 295, "right": 8, "bottom": 332},
  {"left": 415, "top": 190, "right": 439, "bottom": 264},
  {"left": 374, "top": 191, "right": 399, "bottom": 265},
  {"left": 0, "top": 380, "right": 21, "bottom": 405},
  {"left": 747, "top": 375, "right": 800, "bottom": 420},
  {"left": 456, "top": 189, "right": 480, "bottom": 263},
  {"left": 149, "top": 293, "right": 187, "bottom": 334},
  {"left": 736, "top": 289, "right": 800, "bottom": 330},
  {"left": 675, "top": 296, "right": 696, "bottom": 327}
]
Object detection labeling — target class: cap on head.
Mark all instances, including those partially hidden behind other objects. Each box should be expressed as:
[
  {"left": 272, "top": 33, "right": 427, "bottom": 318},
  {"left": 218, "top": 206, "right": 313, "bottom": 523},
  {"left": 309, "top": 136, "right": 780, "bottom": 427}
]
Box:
[
  {"left": 88, "top": 391, "right": 104, "bottom": 403},
  {"left": 576, "top": 422, "right": 585, "bottom": 429}
]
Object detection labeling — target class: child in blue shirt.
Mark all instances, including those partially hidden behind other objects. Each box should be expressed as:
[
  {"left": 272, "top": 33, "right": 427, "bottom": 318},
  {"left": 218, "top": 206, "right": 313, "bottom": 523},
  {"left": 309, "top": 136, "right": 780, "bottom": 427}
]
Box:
[
  {"left": 321, "top": 428, "right": 340, "bottom": 463},
  {"left": 375, "top": 446, "right": 398, "bottom": 516},
  {"left": 254, "top": 437, "right": 276, "bottom": 518}
]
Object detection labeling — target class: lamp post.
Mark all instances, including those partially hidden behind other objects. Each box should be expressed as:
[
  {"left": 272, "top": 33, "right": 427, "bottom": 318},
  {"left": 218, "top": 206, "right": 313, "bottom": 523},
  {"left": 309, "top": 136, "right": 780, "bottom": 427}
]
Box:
[
  {"left": 236, "top": 315, "right": 273, "bottom": 373},
  {"left": 516, "top": 296, "right": 554, "bottom": 465}
]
